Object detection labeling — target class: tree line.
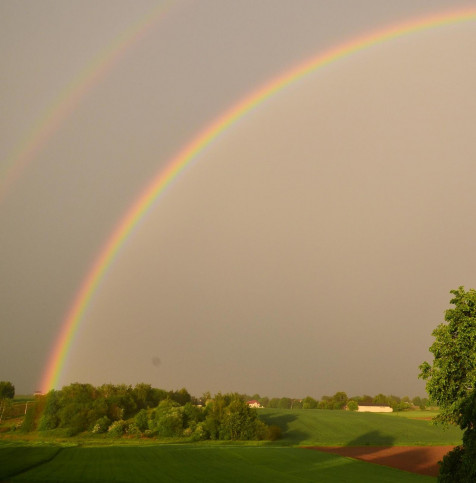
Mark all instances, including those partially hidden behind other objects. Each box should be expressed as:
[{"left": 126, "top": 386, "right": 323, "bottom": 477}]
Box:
[
  {"left": 16, "top": 383, "right": 279, "bottom": 441},
  {"left": 243, "top": 392, "right": 429, "bottom": 411}
]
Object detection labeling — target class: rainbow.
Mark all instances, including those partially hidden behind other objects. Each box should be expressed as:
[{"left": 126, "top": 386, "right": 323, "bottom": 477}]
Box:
[
  {"left": 0, "top": 1, "right": 175, "bottom": 202},
  {"left": 40, "top": 8, "right": 476, "bottom": 392}
]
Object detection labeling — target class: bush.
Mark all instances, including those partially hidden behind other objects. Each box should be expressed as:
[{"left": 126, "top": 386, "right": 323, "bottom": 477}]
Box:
[
  {"left": 108, "top": 420, "right": 127, "bottom": 437},
  {"left": 92, "top": 416, "right": 111, "bottom": 434},
  {"left": 20, "top": 405, "right": 36, "bottom": 433},
  {"left": 134, "top": 409, "right": 149, "bottom": 432},
  {"left": 126, "top": 422, "right": 141, "bottom": 436},
  {"left": 347, "top": 400, "right": 358, "bottom": 411},
  {"left": 191, "top": 422, "right": 208, "bottom": 441}
]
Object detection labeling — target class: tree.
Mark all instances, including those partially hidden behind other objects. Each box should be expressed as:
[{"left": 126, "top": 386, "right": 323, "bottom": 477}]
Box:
[
  {"left": 347, "top": 400, "right": 358, "bottom": 411},
  {"left": 373, "top": 394, "right": 388, "bottom": 406},
  {"left": 302, "top": 396, "right": 317, "bottom": 409},
  {"left": 419, "top": 287, "right": 476, "bottom": 424},
  {"left": 0, "top": 381, "right": 15, "bottom": 423},
  {"left": 169, "top": 388, "right": 191, "bottom": 406},
  {"left": 278, "top": 397, "right": 292, "bottom": 409},
  {"left": 438, "top": 388, "right": 476, "bottom": 481},
  {"left": 0, "top": 381, "right": 15, "bottom": 399},
  {"left": 332, "top": 392, "right": 348, "bottom": 410}
]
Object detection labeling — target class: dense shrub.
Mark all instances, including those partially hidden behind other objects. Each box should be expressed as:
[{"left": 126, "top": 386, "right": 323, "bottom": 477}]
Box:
[
  {"left": 108, "top": 420, "right": 127, "bottom": 437},
  {"left": 38, "top": 391, "right": 60, "bottom": 430},
  {"left": 347, "top": 400, "right": 358, "bottom": 411},
  {"left": 134, "top": 409, "right": 149, "bottom": 432},
  {"left": 92, "top": 416, "right": 111, "bottom": 434},
  {"left": 20, "top": 405, "right": 36, "bottom": 433}
]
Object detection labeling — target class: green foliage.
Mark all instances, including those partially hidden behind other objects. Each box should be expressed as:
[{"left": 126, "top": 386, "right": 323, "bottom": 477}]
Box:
[
  {"left": 0, "top": 381, "right": 15, "bottom": 399},
  {"left": 38, "top": 390, "right": 60, "bottom": 430},
  {"left": 151, "top": 401, "right": 184, "bottom": 437},
  {"left": 92, "top": 416, "right": 111, "bottom": 434},
  {"left": 168, "top": 387, "right": 192, "bottom": 406},
  {"left": 347, "top": 400, "right": 358, "bottom": 411},
  {"left": 373, "top": 393, "right": 387, "bottom": 405},
  {"left": 438, "top": 388, "right": 476, "bottom": 481},
  {"left": 20, "top": 404, "right": 36, "bottom": 433},
  {"left": 278, "top": 397, "right": 292, "bottom": 409},
  {"left": 420, "top": 287, "right": 476, "bottom": 424},
  {"left": 201, "top": 393, "right": 268, "bottom": 441},
  {"left": 0, "top": 398, "right": 13, "bottom": 423},
  {"left": 302, "top": 396, "right": 318, "bottom": 409},
  {"left": 359, "top": 395, "right": 374, "bottom": 405},
  {"left": 134, "top": 409, "right": 149, "bottom": 432},
  {"left": 438, "top": 446, "right": 466, "bottom": 482},
  {"left": 131, "top": 383, "right": 156, "bottom": 409},
  {"left": 318, "top": 392, "right": 348, "bottom": 410},
  {"left": 107, "top": 419, "right": 127, "bottom": 436}
]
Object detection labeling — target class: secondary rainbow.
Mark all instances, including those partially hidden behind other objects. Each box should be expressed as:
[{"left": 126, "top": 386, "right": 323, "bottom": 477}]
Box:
[
  {"left": 0, "top": 1, "right": 175, "bottom": 202},
  {"left": 40, "top": 8, "right": 476, "bottom": 392}
]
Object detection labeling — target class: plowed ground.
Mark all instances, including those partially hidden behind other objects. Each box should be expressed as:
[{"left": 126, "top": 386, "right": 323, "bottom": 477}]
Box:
[{"left": 306, "top": 445, "right": 456, "bottom": 476}]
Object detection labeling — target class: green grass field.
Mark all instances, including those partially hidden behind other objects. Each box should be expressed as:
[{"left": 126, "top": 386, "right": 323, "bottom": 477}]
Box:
[
  {"left": 0, "top": 409, "right": 461, "bottom": 482},
  {"left": 258, "top": 408, "right": 462, "bottom": 446},
  {"left": 1, "top": 444, "right": 436, "bottom": 482}
]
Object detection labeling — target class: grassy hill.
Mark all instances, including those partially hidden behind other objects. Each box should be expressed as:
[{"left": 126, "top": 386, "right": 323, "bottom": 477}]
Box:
[
  {"left": 258, "top": 409, "right": 463, "bottom": 446},
  {"left": 0, "top": 443, "right": 436, "bottom": 482},
  {"left": 0, "top": 408, "right": 461, "bottom": 481}
]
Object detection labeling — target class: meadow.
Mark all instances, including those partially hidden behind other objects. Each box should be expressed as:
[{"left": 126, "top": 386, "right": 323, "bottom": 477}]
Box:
[
  {"left": 259, "top": 408, "right": 462, "bottom": 446},
  {"left": 1, "top": 443, "right": 437, "bottom": 482},
  {"left": 0, "top": 408, "right": 462, "bottom": 482}
]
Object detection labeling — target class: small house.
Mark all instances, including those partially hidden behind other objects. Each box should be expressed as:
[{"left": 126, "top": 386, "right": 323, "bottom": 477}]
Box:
[{"left": 247, "top": 400, "right": 262, "bottom": 408}]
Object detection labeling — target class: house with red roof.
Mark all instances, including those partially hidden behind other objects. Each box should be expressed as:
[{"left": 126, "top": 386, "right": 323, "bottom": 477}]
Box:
[{"left": 247, "top": 400, "right": 262, "bottom": 408}]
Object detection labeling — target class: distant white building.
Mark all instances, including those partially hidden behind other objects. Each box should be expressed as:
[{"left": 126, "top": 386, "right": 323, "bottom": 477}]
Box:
[
  {"left": 247, "top": 400, "right": 262, "bottom": 408},
  {"left": 357, "top": 405, "right": 393, "bottom": 413}
]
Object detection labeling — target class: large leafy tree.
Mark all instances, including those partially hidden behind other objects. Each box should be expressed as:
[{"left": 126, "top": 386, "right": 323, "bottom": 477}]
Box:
[{"left": 419, "top": 287, "right": 476, "bottom": 424}]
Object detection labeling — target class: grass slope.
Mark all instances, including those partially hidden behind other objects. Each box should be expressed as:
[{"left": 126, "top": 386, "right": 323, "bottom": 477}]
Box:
[
  {"left": 259, "top": 409, "right": 462, "bottom": 446},
  {"left": 4, "top": 445, "right": 435, "bottom": 483},
  {"left": 0, "top": 443, "right": 62, "bottom": 480}
]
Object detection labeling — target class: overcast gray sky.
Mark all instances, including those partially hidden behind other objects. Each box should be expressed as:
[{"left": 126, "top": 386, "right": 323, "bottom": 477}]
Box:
[{"left": 1, "top": 0, "right": 475, "bottom": 398}]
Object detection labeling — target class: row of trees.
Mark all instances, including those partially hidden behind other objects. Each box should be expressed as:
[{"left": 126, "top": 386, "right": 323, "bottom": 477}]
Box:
[
  {"left": 244, "top": 392, "right": 428, "bottom": 411},
  {"left": 19, "top": 383, "right": 277, "bottom": 441}
]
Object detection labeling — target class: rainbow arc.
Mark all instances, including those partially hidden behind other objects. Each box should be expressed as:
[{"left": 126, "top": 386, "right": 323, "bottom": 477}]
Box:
[{"left": 40, "top": 8, "right": 476, "bottom": 392}]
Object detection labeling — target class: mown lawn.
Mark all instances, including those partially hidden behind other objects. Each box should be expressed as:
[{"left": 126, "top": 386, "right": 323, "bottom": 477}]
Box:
[
  {"left": 2, "top": 444, "right": 436, "bottom": 482},
  {"left": 258, "top": 409, "right": 462, "bottom": 446}
]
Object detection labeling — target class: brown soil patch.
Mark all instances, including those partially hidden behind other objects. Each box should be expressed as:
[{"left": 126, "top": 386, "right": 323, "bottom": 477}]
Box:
[{"left": 306, "top": 445, "right": 456, "bottom": 477}]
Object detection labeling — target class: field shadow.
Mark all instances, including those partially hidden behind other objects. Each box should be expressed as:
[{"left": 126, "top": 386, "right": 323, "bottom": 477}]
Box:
[
  {"left": 258, "top": 412, "right": 307, "bottom": 444},
  {"left": 345, "top": 430, "right": 395, "bottom": 447}
]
